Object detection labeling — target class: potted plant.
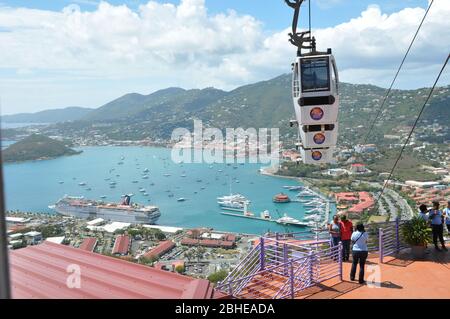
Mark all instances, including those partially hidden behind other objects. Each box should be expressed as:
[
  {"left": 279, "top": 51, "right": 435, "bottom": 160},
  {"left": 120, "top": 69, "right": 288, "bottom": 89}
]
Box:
[{"left": 401, "top": 217, "right": 431, "bottom": 259}]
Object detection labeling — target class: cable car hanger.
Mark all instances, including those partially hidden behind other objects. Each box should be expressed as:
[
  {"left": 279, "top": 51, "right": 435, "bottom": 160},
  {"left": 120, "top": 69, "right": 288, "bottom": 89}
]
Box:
[{"left": 285, "top": 0, "right": 329, "bottom": 57}]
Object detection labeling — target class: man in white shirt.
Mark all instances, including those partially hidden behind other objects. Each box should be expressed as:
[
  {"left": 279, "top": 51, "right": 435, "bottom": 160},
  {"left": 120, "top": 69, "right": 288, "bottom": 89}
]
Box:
[{"left": 444, "top": 201, "right": 450, "bottom": 233}]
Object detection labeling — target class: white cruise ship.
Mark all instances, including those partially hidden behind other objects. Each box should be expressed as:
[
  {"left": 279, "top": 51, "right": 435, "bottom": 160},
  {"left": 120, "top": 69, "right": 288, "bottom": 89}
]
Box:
[{"left": 51, "top": 195, "right": 161, "bottom": 224}]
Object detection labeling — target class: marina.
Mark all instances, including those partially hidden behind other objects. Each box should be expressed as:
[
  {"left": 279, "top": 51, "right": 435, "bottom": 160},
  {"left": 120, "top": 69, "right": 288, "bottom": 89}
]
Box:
[{"left": 4, "top": 146, "right": 335, "bottom": 234}]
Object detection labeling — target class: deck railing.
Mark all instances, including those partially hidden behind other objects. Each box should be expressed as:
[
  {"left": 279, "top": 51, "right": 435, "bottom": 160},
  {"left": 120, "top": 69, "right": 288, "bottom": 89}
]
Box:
[
  {"left": 217, "top": 235, "right": 342, "bottom": 299},
  {"left": 378, "top": 218, "right": 408, "bottom": 263},
  {"left": 217, "top": 218, "right": 410, "bottom": 298}
]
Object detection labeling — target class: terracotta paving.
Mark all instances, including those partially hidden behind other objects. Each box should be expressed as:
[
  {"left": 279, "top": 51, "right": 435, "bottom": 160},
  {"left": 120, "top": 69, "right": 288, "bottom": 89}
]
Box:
[
  {"left": 240, "top": 248, "right": 450, "bottom": 299},
  {"left": 337, "top": 248, "right": 450, "bottom": 299}
]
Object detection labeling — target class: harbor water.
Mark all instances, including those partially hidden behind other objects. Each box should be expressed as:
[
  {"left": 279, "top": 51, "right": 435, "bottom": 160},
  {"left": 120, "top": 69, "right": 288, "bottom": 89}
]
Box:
[{"left": 4, "top": 146, "right": 334, "bottom": 235}]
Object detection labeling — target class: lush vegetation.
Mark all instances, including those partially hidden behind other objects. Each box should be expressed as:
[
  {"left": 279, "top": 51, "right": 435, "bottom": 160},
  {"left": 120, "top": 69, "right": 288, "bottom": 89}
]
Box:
[
  {"left": 207, "top": 269, "right": 228, "bottom": 284},
  {"left": 2, "top": 134, "right": 81, "bottom": 162},
  {"left": 401, "top": 217, "right": 432, "bottom": 246},
  {"left": 29, "top": 73, "right": 449, "bottom": 144}
]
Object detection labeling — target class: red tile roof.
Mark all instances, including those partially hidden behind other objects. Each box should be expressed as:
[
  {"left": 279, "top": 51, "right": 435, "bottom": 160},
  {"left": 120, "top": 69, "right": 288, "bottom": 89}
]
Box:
[
  {"left": 10, "top": 241, "right": 216, "bottom": 299},
  {"left": 112, "top": 235, "right": 130, "bottom": 256},
  {"left": 181, "top": 238, "right": 235, "bottom": 249},
  {"left": 144, "top": 240, "right": 175, "bottom": 259},
  {"left": 79, "top": 238, "right": 97, "bottom": 252}
]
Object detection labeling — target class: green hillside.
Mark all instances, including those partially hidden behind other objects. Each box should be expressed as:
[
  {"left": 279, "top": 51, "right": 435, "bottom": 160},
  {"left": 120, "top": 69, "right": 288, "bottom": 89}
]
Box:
[
  {"left": 29, "top": 74, "right": 450, "bottom": 143},
  {"left": 1, "top": 107, "right": 93, "bottom": 123},
  {"left": 2, "top": 134, "right": 82, "bottom": 162}
]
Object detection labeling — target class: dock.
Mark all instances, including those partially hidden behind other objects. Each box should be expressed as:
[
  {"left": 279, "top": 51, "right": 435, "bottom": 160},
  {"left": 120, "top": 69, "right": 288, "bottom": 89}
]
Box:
[{"left": 220, "top": 212, "right": 309, "bottom": 227}]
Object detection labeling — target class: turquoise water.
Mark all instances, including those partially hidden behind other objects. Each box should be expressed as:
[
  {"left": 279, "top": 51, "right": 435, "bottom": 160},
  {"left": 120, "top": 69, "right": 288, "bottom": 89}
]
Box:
[{"left": 4, "top": 146, "right": 321, "bottom": 235}]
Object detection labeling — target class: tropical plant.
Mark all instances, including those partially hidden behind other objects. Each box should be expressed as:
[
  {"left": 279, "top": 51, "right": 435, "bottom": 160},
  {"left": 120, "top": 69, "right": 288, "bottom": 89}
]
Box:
[
  {"left": 401, "top": 217, "right": 431, "bottom": 246},
  {"left": 207, "top": 270, "right": 228, "bottom": 284}
]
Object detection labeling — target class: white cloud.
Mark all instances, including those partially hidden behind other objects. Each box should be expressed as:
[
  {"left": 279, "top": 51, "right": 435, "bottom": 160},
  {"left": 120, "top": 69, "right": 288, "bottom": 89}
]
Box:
[{"left": 0, "top": 0, "right": 449, "bottom": 113}]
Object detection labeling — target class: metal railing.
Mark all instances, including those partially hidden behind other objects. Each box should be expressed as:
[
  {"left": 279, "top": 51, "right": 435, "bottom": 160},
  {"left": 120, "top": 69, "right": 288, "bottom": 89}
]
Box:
[
  {"left": 217, "top": 218, "right": 411, "bottom": 298},
  {"left": 378, "top": 218, "right": 408, "bottom": 263},
  {"left": 217, "top": 235, "right": 342, "bottom": 299}
]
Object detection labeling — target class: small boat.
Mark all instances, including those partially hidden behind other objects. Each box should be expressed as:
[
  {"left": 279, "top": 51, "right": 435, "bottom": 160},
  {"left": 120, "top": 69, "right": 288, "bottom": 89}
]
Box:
[
  {"left": 273, "top": 193, "right": 291, "bottom": 203},
  {"left": 79, "top": 182, "right": 87, "bottom": 186},
  {"left": 142, "top": 175, "right": 149, "bottom": 180},
  {"left": 164, "top": 174, "right": 171, "bottom": 177},
  {"left": 139, "top": 188, "right": 146, "bottom": 193},
  {"left": 109, "top": 181, "right": 117, "bottom": 186},
  {"left": 100, "top": 196, "right": 107, "bottom": 199},
  {"left": 177, "top": 198, "right": 186, "bottom": 202},
  {"left": 260, "top": 210, "right": 271, "bottom": 220},
  {"left": 181, "top": 174, "right": 187, "bottom": 178},
  {"left": 143, "top": 168, "right": 150, "bottom": 173}
]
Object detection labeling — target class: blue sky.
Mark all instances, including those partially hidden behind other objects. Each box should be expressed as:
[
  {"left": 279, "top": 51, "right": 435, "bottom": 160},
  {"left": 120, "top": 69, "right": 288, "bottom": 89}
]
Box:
[{"left": 0, "top": 0, "right": 448, "bottom": 114}]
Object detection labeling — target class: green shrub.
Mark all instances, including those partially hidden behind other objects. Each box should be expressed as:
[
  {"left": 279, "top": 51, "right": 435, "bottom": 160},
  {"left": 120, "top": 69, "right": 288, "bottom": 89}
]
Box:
[
  {"left": 207, "top": 270, "right": 228, "bottom": 284},
  {"left": 401, "top": 217, "right": 431, "bottom": 246}
]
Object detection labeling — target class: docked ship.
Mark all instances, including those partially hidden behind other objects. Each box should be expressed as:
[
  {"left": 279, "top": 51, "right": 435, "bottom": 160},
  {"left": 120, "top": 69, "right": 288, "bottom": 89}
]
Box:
[{"left": 51, "top": 195, "right": 161, "bottom": 224}]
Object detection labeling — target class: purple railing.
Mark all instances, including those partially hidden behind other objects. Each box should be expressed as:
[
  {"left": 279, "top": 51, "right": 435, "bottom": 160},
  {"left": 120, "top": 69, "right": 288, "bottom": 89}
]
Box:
[
  {"left": 217, "top": 218, "right": 409, "bottom": 298},
  {"left": 378, "top": 218, "right": 408, "bottom": 263},
  {"left": 217, "top": 235, "right": 342, "bottom": 299}
]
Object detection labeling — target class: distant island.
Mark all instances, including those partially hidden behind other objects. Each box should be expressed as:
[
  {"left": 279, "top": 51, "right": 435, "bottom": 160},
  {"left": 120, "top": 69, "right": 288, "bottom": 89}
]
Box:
[
  {"left": 2, "top": 134, "right": 82, "bottom": 163},
  {"left": 1, "top": 106, "right": 93, "bottom": 124}
]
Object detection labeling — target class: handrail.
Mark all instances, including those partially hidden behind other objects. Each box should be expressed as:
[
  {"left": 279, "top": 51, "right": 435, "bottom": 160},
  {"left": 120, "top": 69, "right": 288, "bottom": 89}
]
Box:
[{"left": 217, "top": 255, "right": 308, "bottom": 293}]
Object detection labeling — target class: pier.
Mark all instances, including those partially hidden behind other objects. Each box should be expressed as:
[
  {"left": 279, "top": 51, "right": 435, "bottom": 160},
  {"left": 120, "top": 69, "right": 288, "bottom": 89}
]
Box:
[{"left": 220, "top": 212, "right": 309, "bottom": 227}]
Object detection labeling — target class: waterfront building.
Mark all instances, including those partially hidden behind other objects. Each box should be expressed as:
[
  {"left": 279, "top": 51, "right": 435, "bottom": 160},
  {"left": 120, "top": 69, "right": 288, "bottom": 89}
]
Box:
[
  {"left": 112, "top": 235, "right": 131, "bottom": 256},
  {"left": 144, "top": 240, "right": 176, "bottom": 259},
  {"left": 79, "top": 237, "right": 98, "bottom": 252}
]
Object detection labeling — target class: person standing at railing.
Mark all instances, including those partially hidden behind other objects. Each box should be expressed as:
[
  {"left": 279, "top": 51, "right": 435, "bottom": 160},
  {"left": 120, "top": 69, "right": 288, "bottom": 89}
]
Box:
[
  {"left": 350, "top": 223, "right": 368, "bottom": 285},
  {"left": 340, "top": 214, "right": 353, "bottom": 262},
  {"left": 429, "top": 201, "right": 447, "bottom": 252},
  {"left": 443, "top": 201, "right": 450, "bottom": 234},
  {"left": 418, "top": 204, "right": 429, "bottom": 222},
  {"left": 329, "top": 215, "right": 341, "bottom": 247}
]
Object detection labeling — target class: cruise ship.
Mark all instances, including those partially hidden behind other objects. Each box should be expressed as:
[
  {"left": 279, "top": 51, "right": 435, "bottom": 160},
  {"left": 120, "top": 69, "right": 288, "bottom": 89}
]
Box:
[{"left": 51, "top": 195, "right": 161, "bottom": 224}]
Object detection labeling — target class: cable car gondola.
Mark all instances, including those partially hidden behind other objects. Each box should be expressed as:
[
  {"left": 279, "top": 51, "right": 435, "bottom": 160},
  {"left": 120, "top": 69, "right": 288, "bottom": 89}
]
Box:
[{"left": 285, "top": 0, "right": 340, "bottom": 165}]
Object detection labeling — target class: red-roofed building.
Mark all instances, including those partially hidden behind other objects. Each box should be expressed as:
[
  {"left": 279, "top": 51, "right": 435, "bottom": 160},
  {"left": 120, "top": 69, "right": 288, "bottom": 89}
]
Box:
[
  {"left": 181, "top": 238, "right": 235, "bottom": 249},
  {"left": 144, "top": 240, "right": 176, "bottom": 259},
  {"left": 9, "top": 241, "right": 220, "bottom": 299},
  {"left": 347, "top": 192, "right": 375, "bottom": 216},
  {"left": 78, "top": 237, "right": 97, "bottom": 252},
  {"left": 112, "top": 235, "right": 130, "bottom": 256},
  {"left": 335, "top": 192, "right": 359, "bottom": 204}
]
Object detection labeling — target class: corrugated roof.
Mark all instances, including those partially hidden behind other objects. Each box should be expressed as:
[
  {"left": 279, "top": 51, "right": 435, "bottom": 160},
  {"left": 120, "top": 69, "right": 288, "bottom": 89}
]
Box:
[
  {"left": 79, "top": 237, "right": 97, "bottom": 252},
  {"left": 112, "top": 235, "right": 130, "bottom": 255},
  {"left": 10, "top": 241, "right": 216, "bottom": 299},
  {"left": 144, "top": 240, "right": 175, "bottom": 259}
]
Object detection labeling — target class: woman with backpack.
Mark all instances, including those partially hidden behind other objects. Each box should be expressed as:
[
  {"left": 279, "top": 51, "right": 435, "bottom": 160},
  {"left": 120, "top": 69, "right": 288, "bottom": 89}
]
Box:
[{"left": 350, "top": 223, "right": 369, "bottom": 285}]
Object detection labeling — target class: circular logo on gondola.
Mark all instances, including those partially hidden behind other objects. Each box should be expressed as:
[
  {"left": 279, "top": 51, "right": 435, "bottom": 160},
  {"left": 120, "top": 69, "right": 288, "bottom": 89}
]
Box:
[
  {"left": 312, "top": 151, "right": 323, "bottom": 161},
  {"left": 310, "top": 107, "right": 324, "bottom": 121},
  {"left": 313, "top": 133, "right": 326, "bottom": 145}
]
